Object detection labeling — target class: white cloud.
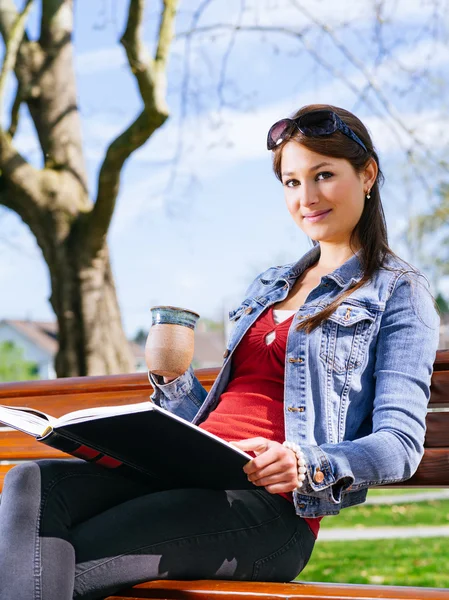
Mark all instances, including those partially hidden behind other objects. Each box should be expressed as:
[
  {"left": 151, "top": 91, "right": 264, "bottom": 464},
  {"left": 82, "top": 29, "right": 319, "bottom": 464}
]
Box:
[
  {"left": 111, "top": 176, "right": 166, "bottom": 236},
  {"left": 75, "top": 47, "right": 126, "bottom": 75}
]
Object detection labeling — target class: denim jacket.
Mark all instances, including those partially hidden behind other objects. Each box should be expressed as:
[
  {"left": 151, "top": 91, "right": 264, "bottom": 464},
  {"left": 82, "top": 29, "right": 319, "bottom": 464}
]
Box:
[{"left": 149, "top": 245, "right": 440, "bottom": 517}]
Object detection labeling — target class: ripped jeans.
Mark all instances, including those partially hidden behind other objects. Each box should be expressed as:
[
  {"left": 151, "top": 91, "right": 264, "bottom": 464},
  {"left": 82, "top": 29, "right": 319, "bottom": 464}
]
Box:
[{"left": 0, "top": 459, "right": 315, "bottom": 600}]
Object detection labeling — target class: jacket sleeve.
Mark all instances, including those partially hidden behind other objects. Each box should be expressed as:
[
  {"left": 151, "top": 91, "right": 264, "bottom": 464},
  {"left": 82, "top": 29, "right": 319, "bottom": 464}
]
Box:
[
  {"left": 149, "top": 365, "right": 208, "bottom": 422},
  {"left": 297, "top": 271, "right": 440, "bottom": 504}
]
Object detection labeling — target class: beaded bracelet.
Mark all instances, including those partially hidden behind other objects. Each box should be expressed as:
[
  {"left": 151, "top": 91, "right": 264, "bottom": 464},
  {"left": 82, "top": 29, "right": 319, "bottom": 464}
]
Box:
[{"left": 283, "top": 441, "right": 307, "bottom": 490}]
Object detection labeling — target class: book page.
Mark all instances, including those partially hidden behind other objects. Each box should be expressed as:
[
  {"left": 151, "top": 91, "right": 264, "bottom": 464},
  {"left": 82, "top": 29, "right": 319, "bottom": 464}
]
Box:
[
  {"left": 57, "top": 401, "right": 154, "bottom": 425},
  {"left": 0, "top": 405, "right": 51, "bottom": 437}
]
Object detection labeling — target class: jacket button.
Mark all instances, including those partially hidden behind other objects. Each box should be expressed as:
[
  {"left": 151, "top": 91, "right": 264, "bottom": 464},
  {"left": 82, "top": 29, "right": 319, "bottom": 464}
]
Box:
[
  {"left": 223, "top": 349, "right": 230, "bottom": 358},
  {"left": 244, "top": 306, "right": 253, "bottom": 314},
  {"left": 314, "top": 469, "right": 325, "bottom": 484}
]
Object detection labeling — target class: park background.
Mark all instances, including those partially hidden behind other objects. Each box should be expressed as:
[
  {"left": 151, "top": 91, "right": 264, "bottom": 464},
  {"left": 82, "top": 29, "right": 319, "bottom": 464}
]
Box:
[{"left": 0, "top": 0, "right": 449, "bottom": 589}]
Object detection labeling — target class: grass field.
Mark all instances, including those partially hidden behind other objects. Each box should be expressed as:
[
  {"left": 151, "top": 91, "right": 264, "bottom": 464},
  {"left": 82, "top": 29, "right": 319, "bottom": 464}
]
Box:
[
  {"left": 368, "top": 488, "right": 441, "bottom": 496},
  {"left": 297, "top": 537, "right": 449, "bottom": 588},
  {"left": 321, "top": 499, "right": 449, "bottom": 529}
]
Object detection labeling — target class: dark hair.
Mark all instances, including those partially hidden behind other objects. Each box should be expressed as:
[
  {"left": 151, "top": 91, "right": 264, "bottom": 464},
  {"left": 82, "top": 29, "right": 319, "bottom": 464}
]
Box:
[{"left": 271, "top": 103, "right": 392, "bottom": 332}]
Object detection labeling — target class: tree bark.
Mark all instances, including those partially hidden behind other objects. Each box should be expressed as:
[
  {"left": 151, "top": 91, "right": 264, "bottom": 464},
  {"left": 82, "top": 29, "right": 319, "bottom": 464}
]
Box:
[{"left": 0, "top": 0, "right": 178, "bottom": 376}]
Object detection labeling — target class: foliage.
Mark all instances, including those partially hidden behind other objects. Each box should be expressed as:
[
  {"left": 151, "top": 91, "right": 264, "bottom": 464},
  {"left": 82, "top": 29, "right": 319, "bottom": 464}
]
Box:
[
  {"left": 436, "top": 293, "right": 449, "bottom": 314},
  {"left": 133, "top": 328, "right": 148, "bottom": 346},
  {"left": 0, "top": 340, "right": 39, "bottom": 382}
]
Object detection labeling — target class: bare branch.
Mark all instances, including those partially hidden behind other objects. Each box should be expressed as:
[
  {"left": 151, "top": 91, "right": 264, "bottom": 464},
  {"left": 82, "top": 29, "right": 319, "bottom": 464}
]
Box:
[
  {"left": 0, "top": 0, "right": 20, "bottom": 41},
  {"left": 8, "top": 81, "right": 22, "bottom": 138},
  {"left": 163, "top": 0, "right": 214, "bottom": 203},
  {"left": 0, "top": 131, "right": 41, "bottom": 201},
  {"left": 217, "top": 0, "right": 246, "bottom": 109},
  {"left": 176, "top": 23, "right": 307, "bottom": 40},
  {"left": 0, "top": 0, "right": 41, "bottom": 211},
  {"left": 40, "top": 0, "right": 72, "bottom": 47},
  {"left": 289, "top": 0, "right": 448, "bottom": 172},
  {"left": 89, "top": 0, "right": 179, "bottom": 253},
  {"left": 0, "top": 0, "right": 34, "bottom": 123}
]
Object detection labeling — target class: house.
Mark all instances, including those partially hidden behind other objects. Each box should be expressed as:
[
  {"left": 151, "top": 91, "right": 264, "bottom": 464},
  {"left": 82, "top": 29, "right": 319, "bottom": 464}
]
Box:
[
  {"left": 0, "top": 319, "right": 226, "bottom": 380},
  {"left": 0, "top": 320, "right": 58, "bottom": 379},
  {"left": 0, "top": 320, "right": 148, "bottom": 379}
]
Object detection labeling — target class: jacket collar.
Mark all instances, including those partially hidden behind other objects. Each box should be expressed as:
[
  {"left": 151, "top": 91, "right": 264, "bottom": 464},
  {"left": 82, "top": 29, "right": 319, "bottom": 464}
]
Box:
[{"left": 284, "top": 244, "right": 364, "bottom": 288}]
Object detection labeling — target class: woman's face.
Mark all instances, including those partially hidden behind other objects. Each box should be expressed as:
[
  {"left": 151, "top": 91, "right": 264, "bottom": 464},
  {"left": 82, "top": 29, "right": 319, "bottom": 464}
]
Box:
[{"left": 280, "top": 141, "right": 369, "bottom": 247}]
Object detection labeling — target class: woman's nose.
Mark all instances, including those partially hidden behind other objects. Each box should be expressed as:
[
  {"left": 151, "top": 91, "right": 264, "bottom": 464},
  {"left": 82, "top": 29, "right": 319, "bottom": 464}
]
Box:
[{"left": 299, "top": 184, "right": 319, "bottom": 207}]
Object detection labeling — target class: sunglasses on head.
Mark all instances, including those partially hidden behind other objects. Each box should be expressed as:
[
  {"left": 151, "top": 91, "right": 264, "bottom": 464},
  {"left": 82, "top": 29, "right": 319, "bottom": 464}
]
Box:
[{"left": 266, "top": 109, "right": 368, "bottom": 153}]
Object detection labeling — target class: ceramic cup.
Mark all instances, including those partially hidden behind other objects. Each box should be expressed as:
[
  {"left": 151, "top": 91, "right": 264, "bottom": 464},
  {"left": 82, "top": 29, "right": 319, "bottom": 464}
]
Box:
[{"left": 145, "top": 306, "right": 200, "bottom": 378}]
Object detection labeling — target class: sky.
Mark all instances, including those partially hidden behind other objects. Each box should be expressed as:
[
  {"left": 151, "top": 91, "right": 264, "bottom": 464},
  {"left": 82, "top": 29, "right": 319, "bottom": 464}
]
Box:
[{"left": 0, "top": 0, "right": 448, "bottom": 338}]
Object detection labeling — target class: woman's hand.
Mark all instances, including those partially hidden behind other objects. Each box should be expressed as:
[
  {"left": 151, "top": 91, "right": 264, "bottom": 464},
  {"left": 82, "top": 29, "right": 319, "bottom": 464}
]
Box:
[{"left": 230, "top": 437, "right": 300, "bottom": 494}]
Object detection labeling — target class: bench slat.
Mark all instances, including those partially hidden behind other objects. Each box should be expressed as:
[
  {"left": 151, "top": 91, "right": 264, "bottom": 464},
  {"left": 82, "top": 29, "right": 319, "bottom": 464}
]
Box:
[
  {"left": 104, "top": 579, "right": 449, "bottom": 599},
  {"left": 0, "top": 430, "right": 69, "bottom": 459},
  {"left": 425, "top": 413, "right": 449, "bottom": 447},
  {"left": 0, "top": 390, "right": 152, "bottom": 416},
  {"left": 1, "top": 446, "right": 448, "bottom": 490}
]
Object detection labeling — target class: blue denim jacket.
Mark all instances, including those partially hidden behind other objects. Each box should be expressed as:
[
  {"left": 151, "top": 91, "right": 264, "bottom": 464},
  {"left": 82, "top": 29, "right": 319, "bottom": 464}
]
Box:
[{"left": 150, "top": 245, "right": 440, "bottom": 517}]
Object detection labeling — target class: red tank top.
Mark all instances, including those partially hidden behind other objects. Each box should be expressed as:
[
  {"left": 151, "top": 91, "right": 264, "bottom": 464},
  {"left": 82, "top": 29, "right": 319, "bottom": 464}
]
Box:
[{"left": 199, "top": 306, "right": 322, "bottom": 538}]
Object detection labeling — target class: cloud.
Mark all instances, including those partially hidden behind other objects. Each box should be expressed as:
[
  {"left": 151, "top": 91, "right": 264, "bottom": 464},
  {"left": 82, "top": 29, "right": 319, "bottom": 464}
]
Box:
[
  {"left": 75, "top": 47, "right": 126, "bottom": 75},
  {"left": 110, "top": 176, "right": 166, "bottom": 236}
]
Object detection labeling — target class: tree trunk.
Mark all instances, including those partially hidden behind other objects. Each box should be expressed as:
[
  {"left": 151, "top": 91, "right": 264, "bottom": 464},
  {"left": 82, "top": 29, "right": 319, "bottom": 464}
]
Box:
[
  {"left": 0, "top": 0, "right": 178, "bottom": 377},
  {"left": 49, "top": 240, "right": 134, "bottom": 377}
]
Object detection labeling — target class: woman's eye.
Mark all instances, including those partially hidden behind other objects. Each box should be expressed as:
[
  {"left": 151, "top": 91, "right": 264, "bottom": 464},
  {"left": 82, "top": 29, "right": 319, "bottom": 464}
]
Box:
[
  {"left": 284, "top": 179, "right": 299, "bottom": 188},
  {"left": 316, "top": 171, "right": 333, "bottom": 181}
]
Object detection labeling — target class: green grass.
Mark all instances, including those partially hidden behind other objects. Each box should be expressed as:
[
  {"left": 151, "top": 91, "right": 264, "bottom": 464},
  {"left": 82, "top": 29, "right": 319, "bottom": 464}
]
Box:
[
  {"left": 321, "top": 499, "right": 449, "bottom": 529},
  {"left": 368, "top": 487, "right": 443, "bottom": 496},
  {"left": 297, "top": 537, "right": 449, "bottom": 588}
]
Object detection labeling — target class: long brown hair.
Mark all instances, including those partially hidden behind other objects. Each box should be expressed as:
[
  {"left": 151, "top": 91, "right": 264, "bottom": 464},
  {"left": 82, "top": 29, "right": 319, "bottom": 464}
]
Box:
[{"left": 271, "top": 103, "right": 392, "bottom": 333}]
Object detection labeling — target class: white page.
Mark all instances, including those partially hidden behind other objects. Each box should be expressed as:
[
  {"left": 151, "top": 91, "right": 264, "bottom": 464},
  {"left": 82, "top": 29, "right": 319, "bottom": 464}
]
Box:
[
  {"left": 56, "top": 401, "right": 155, "bottom": 425},
  {"left": 0, "top": 405, "right": 51, "bottom": 437}
]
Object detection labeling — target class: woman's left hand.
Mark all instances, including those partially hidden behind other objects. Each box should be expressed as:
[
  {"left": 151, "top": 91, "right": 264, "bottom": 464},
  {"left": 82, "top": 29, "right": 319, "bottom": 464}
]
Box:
[{"left": 230, "top": 437, "right": 299, "bottom": 494}]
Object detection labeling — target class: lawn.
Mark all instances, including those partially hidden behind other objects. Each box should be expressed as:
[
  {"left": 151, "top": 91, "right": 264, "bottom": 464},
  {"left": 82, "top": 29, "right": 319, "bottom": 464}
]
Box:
[
  {"left": 297, "top": 537, "right": 449, "bottom": 588},
  {"left": 321, "top": 499, "right": 449, "bottom": 529},
  {"left": 368, "top": 487, "right": 442, "bottom": 496}
]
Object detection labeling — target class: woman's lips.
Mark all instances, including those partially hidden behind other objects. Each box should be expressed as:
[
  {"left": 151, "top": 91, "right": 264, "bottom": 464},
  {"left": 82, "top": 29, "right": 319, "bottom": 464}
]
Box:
[{"left": 303, "top": 209, "right": 332, "bottom": 223}]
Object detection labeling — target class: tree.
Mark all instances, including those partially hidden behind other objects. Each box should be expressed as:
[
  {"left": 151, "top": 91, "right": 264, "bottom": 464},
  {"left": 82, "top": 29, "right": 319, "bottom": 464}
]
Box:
[
  {"left": 1, "top": 1, "right": 447, "bottom": 378},
  {"left": 0, "top": 340, "right": 39, "bottom": 382},
  {"left": 0, "top": 0, "right": 178, "bottom": 376}
]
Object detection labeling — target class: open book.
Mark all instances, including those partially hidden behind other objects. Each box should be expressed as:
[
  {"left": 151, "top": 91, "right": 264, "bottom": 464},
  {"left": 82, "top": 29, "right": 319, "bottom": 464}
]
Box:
[{"left": 0, "top": 401, "right": 253, "bottom": 490}]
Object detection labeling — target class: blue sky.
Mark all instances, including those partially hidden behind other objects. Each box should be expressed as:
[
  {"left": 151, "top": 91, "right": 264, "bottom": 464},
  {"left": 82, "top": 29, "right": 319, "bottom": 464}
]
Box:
[{"left": 1, "top": 0, "right": 448, "bottom": 337}]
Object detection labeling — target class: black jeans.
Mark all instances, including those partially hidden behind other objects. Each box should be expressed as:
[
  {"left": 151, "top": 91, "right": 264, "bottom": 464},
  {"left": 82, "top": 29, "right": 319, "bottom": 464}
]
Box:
[{"left": 0, "top": 459, "right": 315, "bottom": 600}]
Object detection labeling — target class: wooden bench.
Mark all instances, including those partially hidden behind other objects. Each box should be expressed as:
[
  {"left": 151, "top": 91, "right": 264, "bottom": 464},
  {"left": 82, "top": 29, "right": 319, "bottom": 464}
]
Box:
[{"left": 1, "top": 351, "right": 449, "bottom": 599}]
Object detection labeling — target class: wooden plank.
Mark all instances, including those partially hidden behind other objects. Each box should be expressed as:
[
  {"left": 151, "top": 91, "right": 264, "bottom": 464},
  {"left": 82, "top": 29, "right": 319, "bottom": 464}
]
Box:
[
  {"left": 425, "top": 413, "right": 449, "bottom": 447},
  {"left": 0, "top": 363, "right": 448, "bottom": 407},
  {"left": 0, "top": 464, "right": 12, "bottom": 489},
  {"left": 0, "top": 431, "right": 70, "bottom": 459},
  {"left": 0, "top": 389, "right": 152, "bottom": 415},
  {"left": 396, "top": 448, "right": 449, "bottom": 486},
  {"left": 0, "top": 368, "right": 218, "bottom": 400},
  {"left": 433, "top": 349, "right": 449, "bottom": 370},
  {"left": 105, "top": 579, "right": 449, "bottom": 599},
  {"left": 429, "top": 371, "right": 449, "bottom": 408},
  {"left": 1, "top": 447, "right": 448, "bottom": 492}
]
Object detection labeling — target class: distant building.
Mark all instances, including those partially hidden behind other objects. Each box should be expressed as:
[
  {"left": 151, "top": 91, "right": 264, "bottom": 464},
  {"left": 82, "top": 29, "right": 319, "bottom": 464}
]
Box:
[
  {"left": 0, "top": 319, "right": 227, "bottom": 380},
  {"left": 0, "top": 320, "right": 58, "bottom": 379},
  {"left": 0, "top": 320, "right": 147, "bottom": 379},
  {"left": 193, "top": 328, "right": 226, "bottom": 369}
]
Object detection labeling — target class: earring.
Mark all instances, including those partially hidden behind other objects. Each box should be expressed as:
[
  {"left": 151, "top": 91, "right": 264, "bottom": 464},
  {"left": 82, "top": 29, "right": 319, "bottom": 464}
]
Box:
[{"left": 366, "top": 189, "right": 371, "bottom": 200}]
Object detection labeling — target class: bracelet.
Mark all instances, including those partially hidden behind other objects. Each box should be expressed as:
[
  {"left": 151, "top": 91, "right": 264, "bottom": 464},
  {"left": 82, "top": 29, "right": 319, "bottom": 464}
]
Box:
[{"left": 283, "top": 441, "right": 307, "bottom": 490}]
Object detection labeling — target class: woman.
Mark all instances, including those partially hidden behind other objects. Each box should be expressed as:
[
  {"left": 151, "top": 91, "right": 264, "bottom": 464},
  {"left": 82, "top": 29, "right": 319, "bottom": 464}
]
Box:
[{"left": 0, "top": 104, "right": 440, "bottom": 599}]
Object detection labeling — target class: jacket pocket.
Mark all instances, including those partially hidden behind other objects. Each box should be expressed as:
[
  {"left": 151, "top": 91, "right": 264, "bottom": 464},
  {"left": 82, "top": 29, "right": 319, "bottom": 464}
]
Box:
[
  {"left": 319, "top": 303, "right": 376, "bottom": 374},
  {"left": 228, "top": 299, "right": 252, "bottom": 322}
]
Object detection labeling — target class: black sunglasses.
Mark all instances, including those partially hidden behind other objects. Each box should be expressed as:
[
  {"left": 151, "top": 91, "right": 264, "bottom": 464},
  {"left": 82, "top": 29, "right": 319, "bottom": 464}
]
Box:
[{"left": 267, "top": 109, "right": 368, "bottom": 153}]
